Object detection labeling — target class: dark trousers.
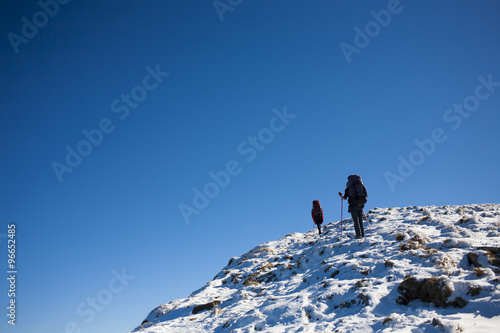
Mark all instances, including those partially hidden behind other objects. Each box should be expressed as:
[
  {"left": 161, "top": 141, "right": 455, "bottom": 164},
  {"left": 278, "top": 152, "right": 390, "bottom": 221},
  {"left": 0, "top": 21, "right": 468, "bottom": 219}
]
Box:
[
  {"left": 350, "top": 205, "right": 365, "bottom": 238},
  {"left": 314, "top": 217, "right": 322, "bottom": 234}
]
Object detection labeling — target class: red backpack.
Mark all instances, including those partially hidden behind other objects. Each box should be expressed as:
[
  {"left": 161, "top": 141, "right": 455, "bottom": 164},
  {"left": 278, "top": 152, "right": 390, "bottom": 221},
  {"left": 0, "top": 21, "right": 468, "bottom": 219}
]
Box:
[{"left": 312, "top": 200, "right": 324, "bottom": 224}]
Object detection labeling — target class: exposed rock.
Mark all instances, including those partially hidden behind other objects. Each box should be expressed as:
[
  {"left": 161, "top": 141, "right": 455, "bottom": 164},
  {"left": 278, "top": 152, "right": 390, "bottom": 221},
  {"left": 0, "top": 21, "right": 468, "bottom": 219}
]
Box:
[
  {"left": 384, "top": 260, "right": 395, "bottom": 268},
  {"left": 432, "top": 318, "right": 443, "bottom": 327},
  {"left": 256, "top": 272, "right": 278, "bottom": 284},
  {"left": 354, "top": 279, "right": 368, "bottom": 289},
  {"left": 418, "top": 277, "right": 451, "bottom": 307},
  {"left": 338, "top": 301, "right": 352, "bottom": 308},
  {"left": 467, "top": 253, "right": 481, "bottom": 267},
  {"left": 396, "top": 277, "right": 421, "bottom": 305},
  {"left": 243, "top": 273, "right": 260, "bottom": 286},
  {"left": 467, "top": 284, "right": 482, "bottom": 296},
  {"left": 192, "top": 300, "right": 221, "bottom": 314},
  {"left": 478, "top": 247, "right": 500, "bottom": 267},
  {"left": 448, "top": 296, "right": 467, "bottom": 309},
  {"left": 397, "top": 277, "right": 459, "bottom": 308},
  {"left": 358, "top": 293, "right": 370, "bottom": 306}
]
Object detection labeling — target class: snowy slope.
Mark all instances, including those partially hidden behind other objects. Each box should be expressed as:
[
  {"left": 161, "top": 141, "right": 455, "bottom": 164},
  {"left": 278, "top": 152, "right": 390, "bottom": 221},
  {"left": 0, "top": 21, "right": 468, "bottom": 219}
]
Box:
[{"left": 132, "top": 204, "right": 500, "bottom": 332}]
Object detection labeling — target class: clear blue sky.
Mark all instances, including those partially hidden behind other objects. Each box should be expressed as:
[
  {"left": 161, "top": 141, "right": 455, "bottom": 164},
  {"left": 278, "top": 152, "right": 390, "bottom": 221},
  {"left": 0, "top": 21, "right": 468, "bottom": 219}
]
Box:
[{"left": 1, "top": 1, "right": 499, "bottom": 332}]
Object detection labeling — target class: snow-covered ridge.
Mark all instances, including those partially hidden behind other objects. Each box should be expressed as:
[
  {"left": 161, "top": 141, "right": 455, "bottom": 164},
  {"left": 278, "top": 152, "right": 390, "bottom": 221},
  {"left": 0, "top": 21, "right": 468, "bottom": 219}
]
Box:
[{"left": 132, "top": 204, "right": 500, "bottom": 332}]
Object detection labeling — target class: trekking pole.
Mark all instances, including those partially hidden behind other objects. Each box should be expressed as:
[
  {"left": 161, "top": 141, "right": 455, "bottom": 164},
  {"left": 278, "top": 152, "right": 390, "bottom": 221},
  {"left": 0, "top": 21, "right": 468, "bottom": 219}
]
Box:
[
  {"left": 340, "top": 196, "right": 343, "bottom": 240},
  {"left": 363, "top": 209, "right": 373, "bottom": 234}
]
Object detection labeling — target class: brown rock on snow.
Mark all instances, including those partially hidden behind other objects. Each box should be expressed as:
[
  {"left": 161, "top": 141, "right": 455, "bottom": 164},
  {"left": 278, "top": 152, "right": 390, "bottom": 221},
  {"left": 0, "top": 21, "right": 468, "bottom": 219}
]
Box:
[{"left": 192, "top": 300, "right": 221, "bottom": 314}]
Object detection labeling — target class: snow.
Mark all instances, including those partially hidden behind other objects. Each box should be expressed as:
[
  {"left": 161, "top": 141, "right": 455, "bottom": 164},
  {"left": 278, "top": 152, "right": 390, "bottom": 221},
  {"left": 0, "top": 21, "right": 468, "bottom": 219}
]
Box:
[{"left": 131, "top": 204, "right": 500, "bottom": 332}]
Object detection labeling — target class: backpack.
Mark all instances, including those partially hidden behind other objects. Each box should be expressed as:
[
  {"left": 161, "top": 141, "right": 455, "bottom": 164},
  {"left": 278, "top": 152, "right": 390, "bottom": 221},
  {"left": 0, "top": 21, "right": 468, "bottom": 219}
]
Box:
[
  {"left": 347, "top": 175, "right": 367, "bottom": 206},
  {"left": 312, "top": 200, "right": 324, "bottom": 224}
]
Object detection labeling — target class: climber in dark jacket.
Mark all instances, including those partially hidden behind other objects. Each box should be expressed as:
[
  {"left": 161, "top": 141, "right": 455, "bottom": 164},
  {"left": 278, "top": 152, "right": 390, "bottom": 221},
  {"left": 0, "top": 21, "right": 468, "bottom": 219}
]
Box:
[{"left": 338, "top": 175, "right": 368, "bottom": 239}]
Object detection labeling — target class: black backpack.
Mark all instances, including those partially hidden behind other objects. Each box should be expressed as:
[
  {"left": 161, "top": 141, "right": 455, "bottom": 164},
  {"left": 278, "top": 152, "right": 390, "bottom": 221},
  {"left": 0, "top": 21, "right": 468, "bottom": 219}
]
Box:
[{"left": 347, "top": 175, "right": 367, "bottom": 206}]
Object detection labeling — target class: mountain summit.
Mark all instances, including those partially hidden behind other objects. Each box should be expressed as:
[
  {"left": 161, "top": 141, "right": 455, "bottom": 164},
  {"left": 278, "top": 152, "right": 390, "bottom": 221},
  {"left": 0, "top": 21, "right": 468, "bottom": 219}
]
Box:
[{"left": 133, "top": 204, "right": 500, "bottom": 332}]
